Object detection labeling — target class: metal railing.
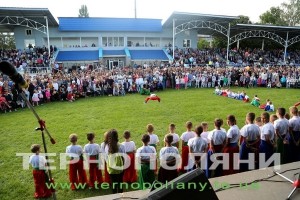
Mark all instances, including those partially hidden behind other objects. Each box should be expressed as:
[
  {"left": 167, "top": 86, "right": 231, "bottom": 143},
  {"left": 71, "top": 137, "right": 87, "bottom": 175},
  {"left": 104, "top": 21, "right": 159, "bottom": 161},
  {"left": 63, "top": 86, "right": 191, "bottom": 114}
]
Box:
[{"left": 18, "top": 66, "right": 52, "bottom": 75}]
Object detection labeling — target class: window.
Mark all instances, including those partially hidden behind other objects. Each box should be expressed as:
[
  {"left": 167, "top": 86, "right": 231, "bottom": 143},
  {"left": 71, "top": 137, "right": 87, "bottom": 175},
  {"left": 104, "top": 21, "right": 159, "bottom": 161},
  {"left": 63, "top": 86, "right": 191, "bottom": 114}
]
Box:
[
  {"left": 183, "top": 39, "right": 191, "bottom": 48},
  {"left": 102, "top": 37, "right": 107, "bottom": 46},
  {"left": 114, "top": 38, "right": 118, "bottom": 46},
  {"left": 102, "top": 37, "right": 124, "bottom": 47},
  {"left": 25, "top": 29, "right": 32, "bottom": 36},
  {"left": 119, "top": 37, "right": 124, "bottom": 46},
  {"left": 108, "top": 37, "right": 113, "bottom": 46}
]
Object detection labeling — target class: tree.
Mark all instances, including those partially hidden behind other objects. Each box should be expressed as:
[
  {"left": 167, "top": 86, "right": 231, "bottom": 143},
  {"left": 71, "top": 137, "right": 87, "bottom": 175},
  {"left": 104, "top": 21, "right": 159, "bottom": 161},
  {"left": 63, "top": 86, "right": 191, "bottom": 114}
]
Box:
[
  {"left": 281, "top": 0, "right": 300, "bottom": 26},
  {"left": 197, "top": 38, "right": 210, "bottom": 49},
  {"left": 212, "top": 37, "right": 227, "bottom": 48},
  {"left": 231, "top": 15, "right": 252, "bottom": 26},
  {"left": 78, "top": 5, "right": 89, "bottom": 17},
  {"left": 259, "top": 6, "right": 287, "bottom": 26},
  {"left": 0, "top": 32, "right": 16, "bottom": 49}
]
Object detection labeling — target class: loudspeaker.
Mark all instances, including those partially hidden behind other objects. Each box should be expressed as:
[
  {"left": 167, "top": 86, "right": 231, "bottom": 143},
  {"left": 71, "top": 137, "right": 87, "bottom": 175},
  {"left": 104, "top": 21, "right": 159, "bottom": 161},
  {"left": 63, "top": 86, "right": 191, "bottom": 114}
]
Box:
[{"left": 140, "top": 168, "right": 219, "bottom": 200}]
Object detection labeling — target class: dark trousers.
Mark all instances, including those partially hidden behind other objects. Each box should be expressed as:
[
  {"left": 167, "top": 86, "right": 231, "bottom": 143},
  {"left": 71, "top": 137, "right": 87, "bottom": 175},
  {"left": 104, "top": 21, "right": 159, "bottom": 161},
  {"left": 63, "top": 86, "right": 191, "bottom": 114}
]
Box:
[{"left": 109, "top": 172, "right": 124, "bottom": 194}]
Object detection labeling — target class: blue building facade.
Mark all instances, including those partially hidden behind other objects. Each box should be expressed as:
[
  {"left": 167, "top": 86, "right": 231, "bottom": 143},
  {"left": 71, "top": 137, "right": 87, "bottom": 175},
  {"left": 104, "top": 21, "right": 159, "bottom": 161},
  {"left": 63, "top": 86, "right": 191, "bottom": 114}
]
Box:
[{"left": 12, "top": 14, "right": 198, "bottom": 68}]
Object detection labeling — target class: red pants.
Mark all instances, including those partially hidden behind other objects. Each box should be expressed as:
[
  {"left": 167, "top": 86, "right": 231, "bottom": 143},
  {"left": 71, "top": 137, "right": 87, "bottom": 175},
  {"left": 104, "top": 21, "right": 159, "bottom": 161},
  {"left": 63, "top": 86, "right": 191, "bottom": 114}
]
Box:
[
  {"left": 32, "top": 170, "right": 52, "bottom": 199},
  {"left": 104, "top": 162, "right": 111, "bottom": 183},
  {"left": 69, "top": 160, "right": 88, "bottom": 190},
  {"left": 123, "top": 153, "right": 137, "bottom": 183},
  {"left": 88, "top": 156, "right": 103, "bottom": 187},
  {"left": 179, "top": 145, "right": 189, "bottom": 172},
  {"left": 222, "top": 145, "right": 240, "bottom": 176},
  {"left": 145, "top": 96, "right": 160, "bottom": 103}
]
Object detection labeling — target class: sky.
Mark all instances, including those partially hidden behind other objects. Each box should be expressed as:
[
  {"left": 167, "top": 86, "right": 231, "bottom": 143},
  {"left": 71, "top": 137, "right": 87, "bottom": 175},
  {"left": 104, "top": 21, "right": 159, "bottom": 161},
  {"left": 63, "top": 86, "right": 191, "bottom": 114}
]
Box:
[{"left": 1, "top": 0, "right": 287, "bottom": 23}]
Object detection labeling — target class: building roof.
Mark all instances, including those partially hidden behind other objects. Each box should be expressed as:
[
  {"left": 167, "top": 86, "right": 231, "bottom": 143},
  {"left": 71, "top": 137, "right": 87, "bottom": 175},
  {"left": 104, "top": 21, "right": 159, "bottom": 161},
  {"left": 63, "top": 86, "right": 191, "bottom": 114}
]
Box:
[
  {"left": 163, "top": 11, "right": 300, "bottom": 41},
  {"left": 231, "top": 24, "right": 300, "bottom": 39},
  {"left": 58, "top": 17, "right": 162, "bottom": 32},
  {"left": 129, "top": 50, "right": 169, "bottom": 60},
  {"left": 163, "top": 11, "right": 239, "bottom": 37},
  {"left": 163, "top": 11, "right": 239, "bottom": 27},
  {"left": 0, "top": 7, "right": 58, "bottom": 32},
  {"left": 56, "top": 50, "right": 99, "bottom": 61}
]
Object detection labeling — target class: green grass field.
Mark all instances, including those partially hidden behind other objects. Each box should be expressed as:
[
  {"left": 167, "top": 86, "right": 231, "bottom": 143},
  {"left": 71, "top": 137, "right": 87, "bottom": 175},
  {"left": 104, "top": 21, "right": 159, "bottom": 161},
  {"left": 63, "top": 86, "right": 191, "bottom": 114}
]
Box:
[{"left": 0, "top": 87, "right": 298, "bottom": 200}]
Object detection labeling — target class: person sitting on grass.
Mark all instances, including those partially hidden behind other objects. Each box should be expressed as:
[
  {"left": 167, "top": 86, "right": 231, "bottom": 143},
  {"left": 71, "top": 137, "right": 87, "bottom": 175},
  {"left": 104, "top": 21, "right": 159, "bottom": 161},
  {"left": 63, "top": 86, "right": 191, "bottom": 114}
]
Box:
[
  {"left": 214, "top": 86, "right": 222, "bottom": 95},
  {"left": 140, "top": 84, "right": 150, "bottom": 95},
  {"left": 250, "top": 95, "right": 260, "bottom": 107},
  {"left": 260, "top": 99, "right": 270, "bottom": 110},
  {"left": 67, "top": 91, "right": 75, "bottom": 102},
  {"left": 265, "top": 101, "right": 275, "bottom": 112},
  {"left": 0, "top": 92, "right": 12, "bottom": 113},
  {"left": 243, "top": 93, "right": 250, "bottom": 103}
]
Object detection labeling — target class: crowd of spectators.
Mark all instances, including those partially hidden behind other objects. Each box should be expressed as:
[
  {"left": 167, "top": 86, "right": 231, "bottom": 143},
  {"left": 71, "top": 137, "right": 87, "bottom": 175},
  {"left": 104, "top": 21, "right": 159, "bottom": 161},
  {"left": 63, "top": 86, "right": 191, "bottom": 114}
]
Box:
[
  {"left": 170, "top": 47, "right": 300, "bottom": 68},
  {"left": 0, "top": 45, "right": 53, "bottom": 73},
  {"left": 0, "top": 47, "right": 299, "bottom": 113}
]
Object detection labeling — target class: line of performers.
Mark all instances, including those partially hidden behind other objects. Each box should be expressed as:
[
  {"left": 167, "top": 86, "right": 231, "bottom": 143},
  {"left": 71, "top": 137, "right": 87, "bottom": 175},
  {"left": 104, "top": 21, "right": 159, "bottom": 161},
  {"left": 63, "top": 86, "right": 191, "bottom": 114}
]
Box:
[
  {"left": 28, "top": 107, "right": 300, "bottom": 198},
  {"left": 214, "top": 87, "right": 250, "bottom": 102},
  {"left": 214, "top": 87, "right": 278, "bottom": 112}
]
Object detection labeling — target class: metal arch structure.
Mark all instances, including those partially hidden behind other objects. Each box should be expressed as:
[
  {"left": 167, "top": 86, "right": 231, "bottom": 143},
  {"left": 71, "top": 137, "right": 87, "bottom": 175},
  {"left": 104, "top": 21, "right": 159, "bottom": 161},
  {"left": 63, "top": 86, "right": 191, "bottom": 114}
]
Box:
[
  {"left": 288, "top": 35, "right": 300, "bottom": 46},
  {"left": 0, "top": 16, "right": 47, "bottom": 34},
  {"left": 168, "top": 13, "right": 300, "bottom": 64},
  {"left": 174, "top": 22, "right": 300, "bottom": 63},
  {"left": 229, "top": 30, "right": 286, "bottom": 46},
  {"left": 174, "top": 20, "right": 228, "bottom": 36},
  {"left": 229, "top": 30, "right": 300, "bottom": 63},
  {"left": 172, "top": 19, "right": 230, "bottom": 62},
  {"left": 0, "top": 15, "right": 50, "bottom": 56}
]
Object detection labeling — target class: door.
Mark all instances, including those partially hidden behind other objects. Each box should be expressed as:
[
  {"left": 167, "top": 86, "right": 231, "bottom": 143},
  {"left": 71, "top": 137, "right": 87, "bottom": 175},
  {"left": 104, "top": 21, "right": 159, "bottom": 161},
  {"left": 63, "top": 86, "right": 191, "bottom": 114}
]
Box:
[
  {"left": 107, "top": 59, "right": 124, "bottom": 69},
  {"left": 24, "top": 39, "right": 35, "bottom": 48}
]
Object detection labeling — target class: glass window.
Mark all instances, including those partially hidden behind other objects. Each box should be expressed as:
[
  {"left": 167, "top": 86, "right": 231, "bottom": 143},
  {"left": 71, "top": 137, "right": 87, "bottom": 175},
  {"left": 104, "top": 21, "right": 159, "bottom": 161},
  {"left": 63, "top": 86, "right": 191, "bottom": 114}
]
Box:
[
  {"left": 25, "top": 29, "right": 32, "bottom": 36},
  {"left": 108, "top": 37, "right": 113, "bottom": 46},
  {"left": 119, "top": 37, "right": 124, "bottom": 46},
  {"left": 183, "top": 39, "right": 191, "bottom": 48},
  {"left": 102, "top": 37, "right": 107, "bottom": 46},
  {"left": 114, "top": 37, "right": 118, "bottom": 46}
]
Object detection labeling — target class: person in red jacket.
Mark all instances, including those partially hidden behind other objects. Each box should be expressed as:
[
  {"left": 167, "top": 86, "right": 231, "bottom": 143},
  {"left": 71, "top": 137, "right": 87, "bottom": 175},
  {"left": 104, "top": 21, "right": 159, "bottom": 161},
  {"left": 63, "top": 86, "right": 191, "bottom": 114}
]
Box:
[{"left": 145, "top": 93, "right": 160, "bottom": 103}]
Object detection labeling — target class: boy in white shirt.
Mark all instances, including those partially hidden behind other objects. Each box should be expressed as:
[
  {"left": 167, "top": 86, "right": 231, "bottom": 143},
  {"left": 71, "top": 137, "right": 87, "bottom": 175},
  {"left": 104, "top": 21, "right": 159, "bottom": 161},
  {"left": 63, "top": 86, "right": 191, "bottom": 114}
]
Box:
[
  {"left": 288, "top": 106, "right": 300, "bottom": 162},
  {"left": 223, "top": 115, "right": 240, "bottom": 175},
  {"left": 66, "top": 134, "right": 87, "bottom": 190},
  {"left": 274, "top": 108, "right": 289, "bottom": 164},
  {"left": 206, "top": 118, "right": 226, "bottom": 178},
  {"left": 169, "top": 123, "right": 179, "bottom": 148},
  {"left": 121, "top": 131, "right": 137, "bottom": 183},
  {"left": 200, "top": 122, "right": 209, "bottom": 143},
  {"left": 84, "top": 133, "right": 102, "bottom": 188},
  {"left": 180, "top": 121, "right": 196, "bottom": 172},
  {"left": 259, "top": 112, "right": 275, "bottom": 166},
  {"left": 188, "top": 125, "right": 208, "bottom": 170},
  {"left": 29, "top": 144, "right": 52, "bottom": 198},
  {"left": 136, "top": 134, "right": 156, "bottom": 189},
  {"left": 146, "top": 124, "right": 160, "bottom": 149},
  {"left": 158, "top": 134, "right": 179, "bottom": 183}
]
